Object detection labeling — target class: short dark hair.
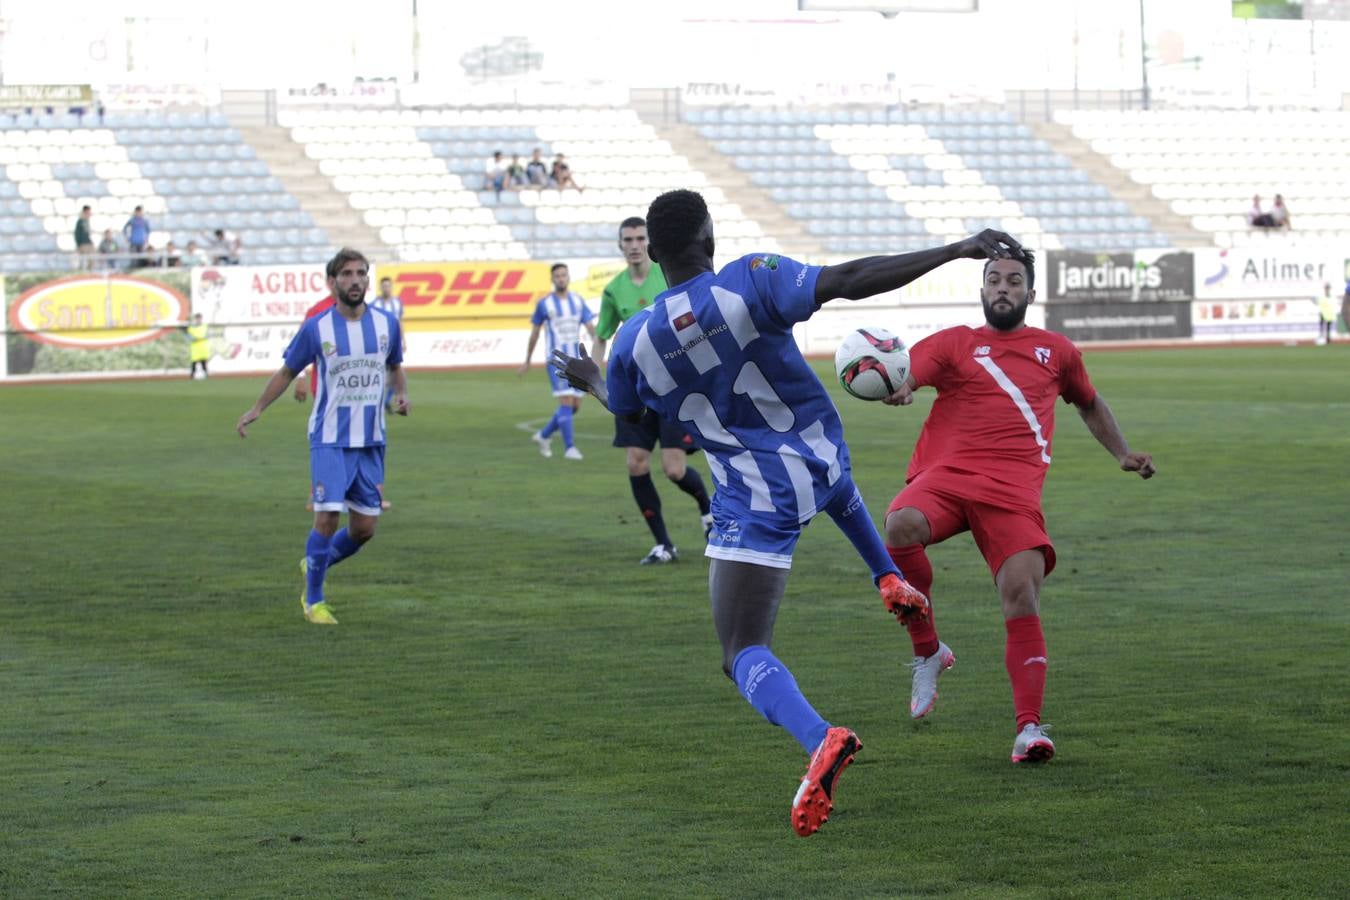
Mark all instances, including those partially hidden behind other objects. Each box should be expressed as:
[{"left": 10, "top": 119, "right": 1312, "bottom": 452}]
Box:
[
  {"left": 81, "top": 205, "right": 91, "bottom": 213},
  {"left": 326, "top": 247, "right": 369, "bottom": 280},
  {"left": 618, "top": 216, "right": 645, "bottom": 239},
  {"left": 380, "top": 276, "right": 391, "bottom": 284},
  {"left": 550, "top": 262, "right": 568, "bottom": 275},
  {"left": 645, "top": 190, "right": 709, "bottom": 258},
  {"left": 983, "top": 249, "right": 1036, "bottom": 291}
]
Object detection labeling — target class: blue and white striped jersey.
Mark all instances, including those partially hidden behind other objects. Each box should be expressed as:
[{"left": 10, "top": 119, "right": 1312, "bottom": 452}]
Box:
[
  {"left": 370, "top": 294, "right": 404, "bottom": 321},
  {"left": 531, "top": 290, "right": 593, "bottom": 358},
  {"left": 283, "top": 305, "right": 403, "bottom": 448},
  {"left": 607, "top": 253, "right": 848, "bottom": 525}
]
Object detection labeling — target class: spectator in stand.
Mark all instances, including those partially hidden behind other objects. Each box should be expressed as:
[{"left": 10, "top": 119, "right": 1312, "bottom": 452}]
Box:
[
  {"left": 505, "top": 153, "right": 527, "bottom": 190},
  {"left": 74, "top": 205, "right": 94, "bottom": 269},
  {"left": 1247, "top": 195, "right": 1277, "bottom": 229},
  {"left": 551, "top": 153, "right": 583, "bottom": 192},
  {"left": 1270, "top": 194, "right": 1292, "bottom": 230},
  {"left": 183, "top": 240, "right": 210, "bottom": 266},
  {"left": 485, "top": 150, "right": 509, "bottom": 199},
  {"left": 161, "top": 241, "right": 182, "bottom": 268},
  {"left": 206, "top": 229, "right": 241, "bottom": 265},
  {"left": 526, "top": 148, "right": 550, "bottom": 187},
  {"left": 123, "top": 205, "right": 152, "bottom": 267},
  {"left": 97, "top": 229, "right": 120, "bottom": 270}
]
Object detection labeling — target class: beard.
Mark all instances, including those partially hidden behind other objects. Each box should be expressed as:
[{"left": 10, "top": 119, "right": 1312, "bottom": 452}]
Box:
[
  {"left": 338, "top": 288, "right": 365, "bottom": 307},
  {"left": 982, "top": 299, "right": 1027, "bottom": 331}
]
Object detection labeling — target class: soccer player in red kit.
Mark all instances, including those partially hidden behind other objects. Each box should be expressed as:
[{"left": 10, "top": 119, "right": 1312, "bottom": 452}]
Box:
[{"left": 881, "top": 250, "right": 1155, "bottom": 764}]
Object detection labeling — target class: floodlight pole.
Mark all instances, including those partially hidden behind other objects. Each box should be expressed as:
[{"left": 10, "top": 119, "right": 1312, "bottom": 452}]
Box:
[
  {"left": 1138, "top": 0, "right": 1150, "bottom": 110},
  {"left": 411, "top": 0, "right": 420, "bottom": 84}
]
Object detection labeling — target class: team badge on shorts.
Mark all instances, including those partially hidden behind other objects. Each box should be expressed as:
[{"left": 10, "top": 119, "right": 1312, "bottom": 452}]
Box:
[{"left": 313, "top": 482, "right": 326, "bottom": 502}]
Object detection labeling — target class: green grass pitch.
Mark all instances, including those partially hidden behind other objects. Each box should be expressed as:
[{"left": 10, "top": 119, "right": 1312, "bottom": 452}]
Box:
[{"left": 2, "top": 346, "right": 1347, "bottom": 897}]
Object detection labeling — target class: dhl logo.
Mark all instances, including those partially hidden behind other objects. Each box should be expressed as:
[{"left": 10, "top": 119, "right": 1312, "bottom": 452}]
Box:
[
  {"left": 380, "top": 262, "right": 554, "bottom": 333},
  {"left": 385, "top": 263, "right": 550, "bottom": 308}
]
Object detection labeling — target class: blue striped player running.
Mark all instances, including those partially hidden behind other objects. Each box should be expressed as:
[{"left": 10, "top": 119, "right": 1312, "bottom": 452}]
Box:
[
  {"left": 236, "top": 247, "right": 409, "bottom": 625},
  {"left": 518, "top": 262, "right": 597, "bottom": 460},
  {"left": 553, "top": 189, "right": 1023, "bottom": 836}
]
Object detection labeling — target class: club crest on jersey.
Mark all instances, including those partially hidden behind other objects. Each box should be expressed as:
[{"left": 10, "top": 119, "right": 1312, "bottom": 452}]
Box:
[
  {"left": 379, "top": 334, "right": 389, "bottom": 353},
  {"left": 1035, "top": 347, "right": 1051, "bottom": 365},
  {"left": 750, "top": 255, "right": 780, "bottom": 271},
  {"left": 974, "top": 345, "right": 991, "bottom": 356},
  {"left": 673, "top": 311, "right": 697, "bottom": 331},
  {"left": 322, "top": 340, "right": 337, "bottom": 357}
]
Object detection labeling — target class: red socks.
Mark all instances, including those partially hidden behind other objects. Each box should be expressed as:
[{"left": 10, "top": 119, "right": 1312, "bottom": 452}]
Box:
[
  {"left": 1005, "top": 614, "right": 1047, "bottom": 731},
  {"left": 887, "top": 544, "right": 938, "bottom": 658}
]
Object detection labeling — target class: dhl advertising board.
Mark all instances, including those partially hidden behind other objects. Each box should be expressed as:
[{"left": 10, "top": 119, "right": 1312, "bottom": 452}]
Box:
[
  {"left": 4, "top": 271, "right": 191, "bottom": 377},
  {"left": 381, "top": 260, "right": 559, "bottom": 367}
]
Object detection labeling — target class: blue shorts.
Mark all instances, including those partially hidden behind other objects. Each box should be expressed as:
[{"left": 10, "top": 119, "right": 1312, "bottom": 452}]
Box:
[
  {"left": 705, "top": 510, "right": 807, "bottom": 570},
  {"left": 310, "top": 445, "right": 385, "bottom": 515},
  {"left": 547, "top": 365, "right": 583, "bottom": 399}
]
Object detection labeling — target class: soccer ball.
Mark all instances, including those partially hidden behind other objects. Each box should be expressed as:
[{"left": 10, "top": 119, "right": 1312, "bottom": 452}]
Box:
[{"left": 835, "top": 327, "right": 910, "bottom": 401}]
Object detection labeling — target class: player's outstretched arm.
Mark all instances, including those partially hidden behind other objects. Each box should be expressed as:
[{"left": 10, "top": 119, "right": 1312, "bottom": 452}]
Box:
[
  {"left": 815, "top": 229, "right": 1024, "bottom": 303},
  {"left": 293, "top": 365, "right": 310, "bottom": 401},
  {"left": 551, "top": 345, "right": 610, "bottom": 411},
  {"left": 389, "top": 364, "right": 410, "bottom": 416},
  {"left": 518, "top": 325, "right": 542, "bottom": 376},
  {"left": 1076, "top": 394, "right": 1155, "bottom": 479},
  {"left": 237, "top": 365, "right": 297, "bottom": 437}
]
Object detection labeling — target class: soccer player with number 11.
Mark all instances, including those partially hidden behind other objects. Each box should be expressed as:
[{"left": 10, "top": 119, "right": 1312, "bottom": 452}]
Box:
[{"left": 552, "top": 188, "right": 1024, "bottom": 837}]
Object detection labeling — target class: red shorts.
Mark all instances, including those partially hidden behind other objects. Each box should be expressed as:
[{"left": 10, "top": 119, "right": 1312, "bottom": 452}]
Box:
[{"left": 887, "top": 468, "right": 1055, "bottom": 580}]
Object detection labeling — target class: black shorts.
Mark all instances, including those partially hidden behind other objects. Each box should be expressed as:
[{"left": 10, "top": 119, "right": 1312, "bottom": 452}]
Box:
[{"left": 613, "top": 408, "right": 700, "bottom": 453}]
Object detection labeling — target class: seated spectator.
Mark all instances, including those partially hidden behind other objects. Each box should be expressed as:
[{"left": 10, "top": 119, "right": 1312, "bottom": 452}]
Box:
[
  {"left": 525, "top": 148, "right": 550, "bottom": 187},
  {"left": 205, "top": 228, "right": 241, "bottom": 265},
  {"left": 97, "top": 229, "right": 120, "bottom": 270},
  {"left": 505, "top": 153, "right": 527, "bottom": 189},
  {"left": 1270, "top": 194, "right": 1291, "bottom": 229},
  {"left": 485, "top": 150, "right": 508, "bottom": 199},
  {"left": 1248, "top": 195, "right": 1277, "bottom": 228},
  {"left": 183, "top": 240, "right": 210, "bottom": 266},
  {"left": 551, "top": 153, "right": 583, "bottom": 192},
  {"left": 161, "top": 241, "right": 182, "bottom": 268}
]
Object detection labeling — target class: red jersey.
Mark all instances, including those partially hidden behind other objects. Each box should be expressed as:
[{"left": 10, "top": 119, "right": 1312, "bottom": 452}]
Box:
[
  {"left": 302, "top": 296, "right": 336, "bottom": 392},
  {"left": 906, "top": 324, "right": 1095, "bottom": 501}
]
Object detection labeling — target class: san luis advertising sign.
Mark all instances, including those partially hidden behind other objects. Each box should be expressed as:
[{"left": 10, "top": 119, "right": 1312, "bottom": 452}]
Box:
[{"left": 8, "top": 274, "right": 188, "bottom": 348}]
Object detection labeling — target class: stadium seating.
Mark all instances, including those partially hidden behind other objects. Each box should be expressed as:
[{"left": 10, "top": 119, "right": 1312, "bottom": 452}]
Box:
[
  {"left": 280, "top": 107, "right": 771, "bottom": 262},
  {"left": 0, "top": 109, "right": 329, "bottom": 272},
  {"left": 1058, "top": 109, "right": 1350, "bottom": 248},
  {"left": 686, "top": 107, "right": 1167, "bottom": 254}
]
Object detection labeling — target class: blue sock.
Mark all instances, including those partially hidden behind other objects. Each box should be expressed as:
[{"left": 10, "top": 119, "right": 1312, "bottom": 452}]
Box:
[
  {"left": 539, "top": 409, "right": 561, "bottom": 439},
  {"left": 305, "top": 530, "right": 332, "bottom": 606},
  {"left": 825, "top": 480, "right": 900, "bottom": 585},
  {"left": 732, "top": 645, "right": 830, "bottom": 754},
  {"left": 326, "top": 527, "right": 362, "bottom": 569},
  {"left": 557, "top": 405, "right": 575, "bottom": 448}
]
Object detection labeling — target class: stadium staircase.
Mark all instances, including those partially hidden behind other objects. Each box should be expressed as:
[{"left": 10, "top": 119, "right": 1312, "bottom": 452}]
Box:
[
  {"left": 1028, "top": 121, "right": 1211, "bottom": 248},
  {"left": 646, "top": 119, "right": 825, "bottom": 260},
  {"left": 233, "top": 124, "right": 385, "bottom": 258}
]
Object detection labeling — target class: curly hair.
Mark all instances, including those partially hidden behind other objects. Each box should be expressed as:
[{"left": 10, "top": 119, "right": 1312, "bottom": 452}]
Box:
[
  {"left": 326, "top": 247, "right": 369, "bottom": 280},
  {"left": 983, "top": 248, "right": 1036, "bottom": 291},
  {"left": 645, "top": 190, "right": 709, "bottom": 258}
]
